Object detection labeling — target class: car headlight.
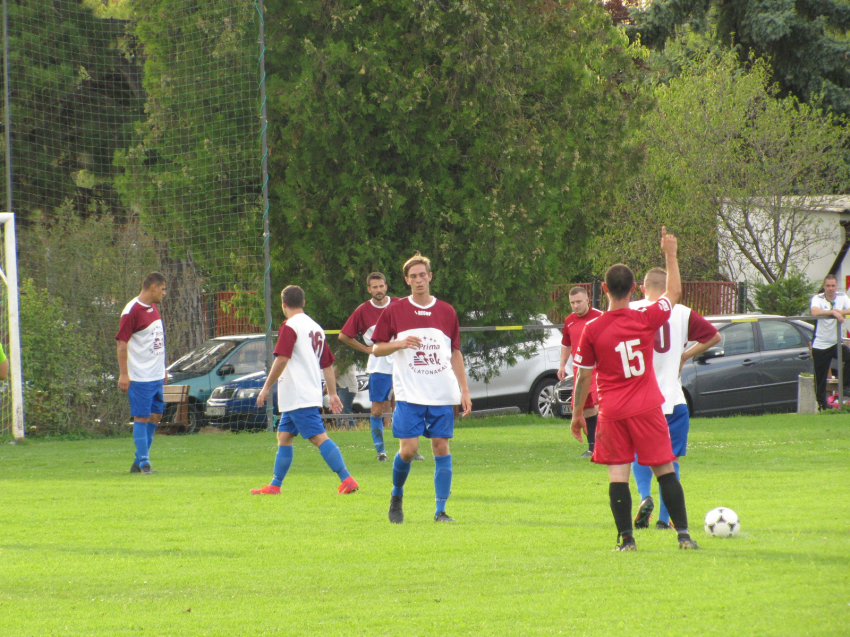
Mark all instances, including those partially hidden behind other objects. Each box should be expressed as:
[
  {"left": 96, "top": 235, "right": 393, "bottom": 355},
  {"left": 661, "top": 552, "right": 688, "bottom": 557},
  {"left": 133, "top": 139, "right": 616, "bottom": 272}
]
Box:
[
  {"left": 235, "top": 387, "right": 261, "bottom": 399},
  {"left": 356, "top": 374, "right": 369, "bottom": 392}
]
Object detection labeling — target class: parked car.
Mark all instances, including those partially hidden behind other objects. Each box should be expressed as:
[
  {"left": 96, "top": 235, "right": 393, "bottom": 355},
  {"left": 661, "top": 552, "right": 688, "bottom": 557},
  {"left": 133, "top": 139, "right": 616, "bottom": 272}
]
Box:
[
  {"left": 554, "top": 315, "right": 815, "bottom": 418},
  {"left": 165, "top": 334, "right": 267, "bottom": 429},
  {"left": 205, "top": 317, "right": 564, "bottom": 428}
]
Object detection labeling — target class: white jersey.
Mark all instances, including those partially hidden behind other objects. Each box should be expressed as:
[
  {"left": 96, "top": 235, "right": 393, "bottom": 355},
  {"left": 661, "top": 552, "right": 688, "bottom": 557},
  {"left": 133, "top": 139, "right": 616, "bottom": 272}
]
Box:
[
  {"left": 371, "top": 296, "right": 462, "bottom": 406},
  {"left": 811, "top": 292, "right": 850, "bottom": 350},
  {"left": 273, "top": 313, "right": 335, "bottom": 411},
  {"left": 630, "top": 299, "right": 717, "bottom": 414},
  {"left": 115, "top": 298, "right": 166, "bottom": 382}
]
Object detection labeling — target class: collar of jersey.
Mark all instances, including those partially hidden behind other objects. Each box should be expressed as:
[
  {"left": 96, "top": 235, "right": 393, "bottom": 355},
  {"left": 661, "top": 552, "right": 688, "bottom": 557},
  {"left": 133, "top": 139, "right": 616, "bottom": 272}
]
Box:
[
  {"left": 135, "top": 297, "right": 151, "bottom": 308},
  {"left": 407, "top": 295, "right": 437, "bottom": 310},
  {"left": 370, "top": 298, "right": 391, "bottom": 309}
]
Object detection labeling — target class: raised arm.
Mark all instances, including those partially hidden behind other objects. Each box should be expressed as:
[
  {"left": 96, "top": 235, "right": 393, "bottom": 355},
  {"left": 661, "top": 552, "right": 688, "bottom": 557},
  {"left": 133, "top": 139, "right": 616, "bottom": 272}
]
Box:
[{"left": 660, "top": 226, "right": 681, "bottom": 306}]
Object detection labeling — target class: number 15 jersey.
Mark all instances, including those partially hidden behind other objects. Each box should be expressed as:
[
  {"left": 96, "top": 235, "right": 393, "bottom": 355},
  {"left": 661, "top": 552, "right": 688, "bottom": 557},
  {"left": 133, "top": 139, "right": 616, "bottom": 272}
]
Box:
[{"left": 573, "top": 298, "right": 672, "bottom": 420}]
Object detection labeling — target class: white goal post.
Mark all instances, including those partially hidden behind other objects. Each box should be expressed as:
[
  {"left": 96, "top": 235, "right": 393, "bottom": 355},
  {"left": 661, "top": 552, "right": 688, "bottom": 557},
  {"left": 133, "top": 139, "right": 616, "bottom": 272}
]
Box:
[{"left": 0, "top": 212, "right": 23, "bottom": 439}]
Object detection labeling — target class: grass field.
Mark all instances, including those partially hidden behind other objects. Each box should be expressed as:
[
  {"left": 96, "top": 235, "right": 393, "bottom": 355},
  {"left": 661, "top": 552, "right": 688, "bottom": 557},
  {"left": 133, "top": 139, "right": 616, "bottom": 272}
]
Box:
[{"left": 0, "top": 413, "right": 848, "bottom": 636}]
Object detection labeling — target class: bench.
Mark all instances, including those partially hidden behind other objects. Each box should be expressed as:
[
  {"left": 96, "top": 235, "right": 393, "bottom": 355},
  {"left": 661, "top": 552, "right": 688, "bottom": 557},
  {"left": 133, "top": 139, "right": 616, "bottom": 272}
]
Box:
[{"left": 162, "top": 384, "right": 191, "bottom": 431}]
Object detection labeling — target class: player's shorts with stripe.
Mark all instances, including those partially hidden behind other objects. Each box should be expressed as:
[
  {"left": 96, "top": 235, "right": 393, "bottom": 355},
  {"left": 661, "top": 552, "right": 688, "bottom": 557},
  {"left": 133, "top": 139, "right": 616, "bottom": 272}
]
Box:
[
  {"left": 277, "top": 406, "right": 326, "bottom": 439},
  {"left": 592, "top": 407, "right": 675, "bottom": 466},
  {"left": 369, "top": 372, "right": 393, "bottom": 403},
  {"left": 128, "top": 379, "right": 165, "bottom": 418},
  {"left": 392, "top": 401, "right": 454, "bottom": 439},
  {"left": 666, "top": 403, "right": 690, "bottom": 457}
]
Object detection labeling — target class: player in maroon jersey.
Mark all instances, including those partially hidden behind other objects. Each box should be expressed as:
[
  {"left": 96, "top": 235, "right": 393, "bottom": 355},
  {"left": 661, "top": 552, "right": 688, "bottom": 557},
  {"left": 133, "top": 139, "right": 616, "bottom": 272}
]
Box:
[
  {"left": 570, "top": 228, "right": 699, "bottom": 551},
  {"left": 557, "top": 287, "right": 603, "bottom": 458}
]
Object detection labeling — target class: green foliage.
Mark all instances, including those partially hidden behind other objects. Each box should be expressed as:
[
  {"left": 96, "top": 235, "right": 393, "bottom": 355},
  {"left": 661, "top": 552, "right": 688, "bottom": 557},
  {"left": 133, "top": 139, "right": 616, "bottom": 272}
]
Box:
[
  {"left": 263, "top": 0, "right": 649, "bottom": 330},
  {"left": 752, "top": 271, "right": 819, "bottom": 316},
  {"left": 593, "top": 49, "right": 850, "bottom": 282},
  {"left": 627, "top": 0, "right": 850, "bottom": 118}
]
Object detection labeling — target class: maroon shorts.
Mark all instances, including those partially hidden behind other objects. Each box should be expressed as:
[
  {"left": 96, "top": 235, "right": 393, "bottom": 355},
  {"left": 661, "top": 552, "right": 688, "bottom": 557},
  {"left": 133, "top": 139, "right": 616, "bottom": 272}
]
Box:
[{"left": 592, "top": 407, "right": 676, "bottom": 466}]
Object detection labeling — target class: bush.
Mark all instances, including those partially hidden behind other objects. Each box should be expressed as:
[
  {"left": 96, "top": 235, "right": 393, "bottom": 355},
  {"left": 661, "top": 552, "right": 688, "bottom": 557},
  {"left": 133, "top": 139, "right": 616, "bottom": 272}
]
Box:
[{"left": 752, "top": 271, "right": 819, "bottom": 316}]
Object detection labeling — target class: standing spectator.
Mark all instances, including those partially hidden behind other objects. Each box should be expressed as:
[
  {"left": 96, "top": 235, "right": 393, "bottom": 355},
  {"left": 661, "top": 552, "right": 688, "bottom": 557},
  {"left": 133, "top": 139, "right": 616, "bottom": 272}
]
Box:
[
  {"left": 372, "top": 254, "right": 472, "bottom": 523},
  {"left": 251, "top": 285, "right": 358, "bottom": 496},
  {"left": 811, "top": 274, "right": 850, "bottom": 410},
  {"left": 557, "top": 287, "right": 603, "bottom": 458},
  {"left": 116, "top": 272, "right": 167, "bottom": 475}
]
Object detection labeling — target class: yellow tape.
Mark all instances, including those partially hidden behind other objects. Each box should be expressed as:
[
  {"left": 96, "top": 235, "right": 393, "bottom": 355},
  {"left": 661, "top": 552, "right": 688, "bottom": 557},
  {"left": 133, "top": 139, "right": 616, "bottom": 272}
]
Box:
[
  {"left": 730, "top": 318, "right": 757, "bottom": 323},
  {"left": 495, "top": 326, "right": 524, "bottom": 331},
  {"left": 325, "top": 330, "right": 341, "bottom": 335}
]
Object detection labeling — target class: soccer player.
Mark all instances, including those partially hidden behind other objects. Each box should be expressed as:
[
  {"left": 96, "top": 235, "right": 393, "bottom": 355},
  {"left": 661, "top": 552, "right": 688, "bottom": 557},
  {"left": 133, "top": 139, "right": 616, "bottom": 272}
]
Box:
[
  {"left": 557, "top": 287, "right": 603, "bottom": 458},
  {"left": 571, "top": 228, "right": 700, "bottom": 551},
  {"left": 371, "top": 254, "right": 472, "bottom": 523},
  {"left": 629, "top": 269, "right": 720, "bottom": 530},
  {"left": 251, "top": 285, "right": 359, "bottom": 496},
  {"left": 340, "top": 272, "right": 424, "bottom": 461},
  {"left": 116, "top": 272, "right": 167, "bottom": 475}
]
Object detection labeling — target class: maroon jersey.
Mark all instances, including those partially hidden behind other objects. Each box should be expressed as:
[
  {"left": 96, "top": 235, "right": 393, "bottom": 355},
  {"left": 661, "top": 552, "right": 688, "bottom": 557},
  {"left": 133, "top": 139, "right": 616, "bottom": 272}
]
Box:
[
  {"left": 340, "top": 297, "right": 399, "bottom": 374},
  {"left": 574, "top": 298, "right": 672, "bottom": 420}
]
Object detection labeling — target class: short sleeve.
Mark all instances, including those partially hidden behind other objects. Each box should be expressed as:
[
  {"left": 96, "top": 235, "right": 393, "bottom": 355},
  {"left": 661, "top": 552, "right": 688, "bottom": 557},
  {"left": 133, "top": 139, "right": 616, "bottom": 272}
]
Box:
[
  {"left": 371, "top": 307, "right": 394, "bottom": 344},
  {"left": 643, "top": 297, "right": 673, "bottom": 330},
  {"left": 687, "top": 311, "right": 719, "bottom": 343},
  {"left": 115, "top": 311, "right": 136, "bottom": 342},
  {"left": 561, "top": 319, "right": 571, "bottom": 347},
  {"left": 340, "top": 307, "right": 361, "bottom": 339},
  {"left": 449, "top": 310, "right": 461, "bottom": 351},
  {"left": 319, "top": 342, "right": 336, "bottom": 369},
  {"left": 810, "top": 295, "right": 821, "bottom": 310},
  {"left": 574, "top": 327, "right": 596, "bottom": 369},
  {"left": 273, "top": 324, "right": 297, "bottom": 358}
]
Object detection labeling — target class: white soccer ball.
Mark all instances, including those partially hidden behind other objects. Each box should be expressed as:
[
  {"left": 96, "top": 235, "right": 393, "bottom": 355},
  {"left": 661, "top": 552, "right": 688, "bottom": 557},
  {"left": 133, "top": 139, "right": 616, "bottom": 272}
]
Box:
[{"left": 704, "top": 507, "right": 740, "bottom": 538}]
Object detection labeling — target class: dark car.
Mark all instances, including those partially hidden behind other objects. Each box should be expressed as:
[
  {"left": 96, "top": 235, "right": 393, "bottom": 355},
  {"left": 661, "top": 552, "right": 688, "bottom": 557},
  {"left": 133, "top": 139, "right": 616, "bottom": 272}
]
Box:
[
  {"left": 554, "top": 315, "right": 815, "bottom": 417},
  {"left": 204, "top": 371, "right": 277, "bottom": 430}
]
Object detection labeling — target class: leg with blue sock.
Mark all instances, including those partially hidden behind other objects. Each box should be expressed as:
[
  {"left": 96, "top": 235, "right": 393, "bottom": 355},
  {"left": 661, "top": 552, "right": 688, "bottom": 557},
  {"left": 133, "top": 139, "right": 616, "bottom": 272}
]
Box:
[
  {"left": 133, "top": 422, "right": 149, "bottom": 469},
  {"left": 370, "top": 415, "right": 385, "bottom": 455},
  {"left": 632, "top": 457, "right": 655, "bottom": 528},
  {"left": 271, "top": 445, "right": 293, "bottom": 487},
  {"left": 388, "top": 451, "right": 411, "bottom": 523},
  {"left": 318, "top": 439, "right": 351, "bottom": 481},
  {"left": 434, "top": 454, "right": 453, "bottom": 521},
  {"left": 657, "top": 460, "right": 679, "bottom": 526},
  {"left": 146, "top": 423, "right": 157, "bottom": 463}
]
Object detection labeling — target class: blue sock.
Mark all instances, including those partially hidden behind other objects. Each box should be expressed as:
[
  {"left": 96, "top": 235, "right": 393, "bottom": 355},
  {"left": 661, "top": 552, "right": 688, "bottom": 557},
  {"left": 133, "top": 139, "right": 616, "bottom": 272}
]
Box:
[
  {"left": 133, "top": 422, "right": 149, "bottom": 467},
  {"left": 370, "top": 416, "right": 385, "bottom": 453},
  {"left": 434, "top": 454, "right": 453, "bottom": 515},
  {"left": 271, "top": 445, "right": 293, "bottom": 487},
  {"left": 658, "top": 461, "right": 680, "bottom": 524},
  {"left": 146, "top": 423, "right": 157, "bottom": 458},
  {"left": 632, "top": 458, "right": 653, "bottom": 500},
  {"left": 392, "top": 453, "right": 411, "bottom": 497},
  {"left": 319, "top": 439, "right": 351, "bottom": 481}
]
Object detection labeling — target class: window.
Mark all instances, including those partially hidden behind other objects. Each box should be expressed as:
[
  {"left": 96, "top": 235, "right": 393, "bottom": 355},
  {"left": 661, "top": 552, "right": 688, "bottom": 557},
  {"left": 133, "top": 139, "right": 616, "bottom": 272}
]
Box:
[
  {"left": 719, "top": 323, "right": 755, "bottom": 356},
  {"left": 760, "top": 321, "right": 806, "bottom": 351}
]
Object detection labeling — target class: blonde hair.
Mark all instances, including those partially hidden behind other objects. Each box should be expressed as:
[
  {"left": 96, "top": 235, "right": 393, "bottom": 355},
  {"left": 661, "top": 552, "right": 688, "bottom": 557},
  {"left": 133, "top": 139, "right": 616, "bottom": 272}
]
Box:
[{"left": 403, "top": 253, "right": 431, "bottom": 277}]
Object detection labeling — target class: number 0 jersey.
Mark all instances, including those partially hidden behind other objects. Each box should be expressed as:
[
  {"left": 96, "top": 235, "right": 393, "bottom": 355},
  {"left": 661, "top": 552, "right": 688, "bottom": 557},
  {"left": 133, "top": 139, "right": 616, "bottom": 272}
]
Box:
[
  {"left": 574, "top": 298, "right": 671, "bottom": 420},
  {"left": 630, "top": 300, "right": 718, "bottom": 414},
  {"left": 273, "top": 312, "right": 335, "bottom": 411}
]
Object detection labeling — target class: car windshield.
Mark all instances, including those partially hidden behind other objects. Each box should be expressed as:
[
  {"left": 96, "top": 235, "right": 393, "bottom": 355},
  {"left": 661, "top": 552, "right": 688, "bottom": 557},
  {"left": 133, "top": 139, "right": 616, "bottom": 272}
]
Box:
[{"left": 169, "top": 340, "right": 238, "bottom": 374}]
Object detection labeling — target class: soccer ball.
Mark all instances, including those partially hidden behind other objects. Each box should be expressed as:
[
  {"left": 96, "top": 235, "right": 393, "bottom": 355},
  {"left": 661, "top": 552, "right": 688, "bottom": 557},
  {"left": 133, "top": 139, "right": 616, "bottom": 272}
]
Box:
[{"left": 704, "top": 507, "right": 740, "bottom": 538}]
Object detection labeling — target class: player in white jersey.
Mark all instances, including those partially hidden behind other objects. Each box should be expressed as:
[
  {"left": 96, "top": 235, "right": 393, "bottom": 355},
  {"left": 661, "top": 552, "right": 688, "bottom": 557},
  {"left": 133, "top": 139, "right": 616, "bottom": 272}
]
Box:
[
  {"left": 251, "top": 286, "right": 359, "bottom": 496},
  {"left": 629, "top": 268, "right": 719, "bottom": 529},
  {"left": 116, "top": 272, "right": 167, "bottom": 475},
  {"left": 810, "top": 274, "right": 850, "bottom": 410},
  {"left": 372, "top": 254, "right": 472, "bottom": 523}
]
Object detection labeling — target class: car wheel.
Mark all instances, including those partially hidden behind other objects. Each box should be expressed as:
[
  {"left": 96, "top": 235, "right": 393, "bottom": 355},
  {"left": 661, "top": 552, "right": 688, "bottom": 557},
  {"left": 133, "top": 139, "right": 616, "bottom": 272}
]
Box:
[
  {"left": 531, "top": 377, "right": 558, "bottom": 418},
  {"left": 186, "top": 404, "right": 204, "bottom": 434}
]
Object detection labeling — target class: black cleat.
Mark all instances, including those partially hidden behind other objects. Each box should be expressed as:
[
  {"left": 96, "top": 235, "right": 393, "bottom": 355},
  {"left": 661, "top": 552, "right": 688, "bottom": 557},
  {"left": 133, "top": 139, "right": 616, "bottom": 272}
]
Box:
[
  {"left": 579, "top": 450, "right": 593, "bottom": 459},
  {"left": 679, "top": 537, "right": 700, "bottom": 550},
  {"left": 377, "top": 452, "right": 388, "bottom": 462},
  {"left": 615, "top": 536, "right": 637, "bottom": 551},
  {"left": 656, "top": 521, "right": 674, "bottom": 530},
  {"left": 130, "top": 464, "right": 141, "bottom": 474},
  {"left": 634, "top": 496, "right": 654, "bottom": 529},
  {"left": 434, "top": 511, "right": 455, "bottom": 523},
  {"left": 388, "top": 495, "right": 404, "bottom": 524},
  {"left": 141, "top": 465, "right": 154, "bottom": 475}
]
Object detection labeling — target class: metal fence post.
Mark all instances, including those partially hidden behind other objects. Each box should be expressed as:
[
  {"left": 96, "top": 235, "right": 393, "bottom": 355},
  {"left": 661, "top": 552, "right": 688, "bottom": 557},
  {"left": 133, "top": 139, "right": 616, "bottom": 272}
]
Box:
[
  {"left": 838, "top": 320, "right": 844, "bottom": 405},
  {"left": 592, "top": 281, "right": 602, "bottom": 310},
  {"left": 736, "top": 282, "right": 747, "bottom": 314}
]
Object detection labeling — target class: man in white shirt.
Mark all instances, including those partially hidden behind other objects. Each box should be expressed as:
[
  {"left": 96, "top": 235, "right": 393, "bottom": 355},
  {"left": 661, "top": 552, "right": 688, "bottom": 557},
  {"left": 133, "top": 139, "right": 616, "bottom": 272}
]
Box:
[{"left": 810, "top": 274, "right": 850, "bottom": 410}]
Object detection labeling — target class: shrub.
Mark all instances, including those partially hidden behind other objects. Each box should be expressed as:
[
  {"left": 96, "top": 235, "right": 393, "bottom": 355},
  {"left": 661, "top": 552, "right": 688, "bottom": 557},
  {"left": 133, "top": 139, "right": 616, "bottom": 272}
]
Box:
[{"left": 752, "top": 271, "right": 819, "bottom": 316}]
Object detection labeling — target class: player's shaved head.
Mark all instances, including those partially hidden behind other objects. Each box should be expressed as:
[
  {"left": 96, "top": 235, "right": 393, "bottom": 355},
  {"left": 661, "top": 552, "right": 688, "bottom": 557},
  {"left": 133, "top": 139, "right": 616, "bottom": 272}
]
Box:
[
  {"left": 568, "top": 286, "right": 588, "bottom": 298},
  {"left": 643, "top": 268, "right": 667, "bottom": 293},
  {"left": 281, "top": 285, "right": 305, "bottom": 308},
  {"left": 605, "top": 264, "right": 634, "bottom": 300}
]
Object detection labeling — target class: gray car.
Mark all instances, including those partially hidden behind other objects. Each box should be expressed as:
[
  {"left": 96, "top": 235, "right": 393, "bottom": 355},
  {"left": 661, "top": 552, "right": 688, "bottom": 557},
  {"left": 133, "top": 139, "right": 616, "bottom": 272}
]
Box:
[{"left": 555, "top": 315, "right": 814, "bottom": 417}]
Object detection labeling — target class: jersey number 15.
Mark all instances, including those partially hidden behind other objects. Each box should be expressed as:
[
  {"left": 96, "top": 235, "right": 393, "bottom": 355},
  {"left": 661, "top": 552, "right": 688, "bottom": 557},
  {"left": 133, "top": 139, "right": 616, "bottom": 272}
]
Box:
[{"left": 614, "top": 339, "right": 645, "bottom": 379}]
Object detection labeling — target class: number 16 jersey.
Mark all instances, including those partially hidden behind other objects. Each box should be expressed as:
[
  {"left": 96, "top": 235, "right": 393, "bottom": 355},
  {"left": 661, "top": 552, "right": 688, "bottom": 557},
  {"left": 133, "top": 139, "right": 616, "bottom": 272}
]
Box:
[
  {"left": 273, "top": 313, "right": 336, "bottom": 411},
  {"left": 573, "top": 298, "right": 671, "bottom": 420}
]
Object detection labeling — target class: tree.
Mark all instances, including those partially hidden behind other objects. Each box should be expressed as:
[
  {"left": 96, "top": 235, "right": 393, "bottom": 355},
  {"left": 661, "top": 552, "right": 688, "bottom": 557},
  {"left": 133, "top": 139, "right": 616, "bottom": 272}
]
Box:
[
  {"left": 625, "top": 0, "right": 850, "bottom": 118},
  {"left": 262, "top": 0, "right": 649, "bottom": 331},
  {"left": 593, "top": 50, "right": 850, "bottom": 283}
]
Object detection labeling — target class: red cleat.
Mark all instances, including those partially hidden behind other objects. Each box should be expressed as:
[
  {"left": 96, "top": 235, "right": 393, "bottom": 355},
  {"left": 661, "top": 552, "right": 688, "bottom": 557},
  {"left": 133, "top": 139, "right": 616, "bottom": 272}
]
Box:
[
  {"left": 250, "top": 484, "right": 281, "bottom": 495},
  {"left": 338, "top": 476, "right": 359, "bottom": 495}
]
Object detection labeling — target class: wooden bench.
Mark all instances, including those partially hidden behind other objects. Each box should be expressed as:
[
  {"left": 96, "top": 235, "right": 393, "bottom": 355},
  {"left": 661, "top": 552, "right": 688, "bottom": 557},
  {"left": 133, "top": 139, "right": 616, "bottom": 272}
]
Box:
[{"left": 162, "top": 384, "right": 191, "bottom": 431}]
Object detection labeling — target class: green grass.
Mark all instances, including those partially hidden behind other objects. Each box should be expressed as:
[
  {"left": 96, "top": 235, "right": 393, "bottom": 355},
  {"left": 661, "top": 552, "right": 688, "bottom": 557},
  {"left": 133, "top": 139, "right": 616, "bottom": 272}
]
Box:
[{"left": 0, "top": 413, "right": 848, "bottom": 636}]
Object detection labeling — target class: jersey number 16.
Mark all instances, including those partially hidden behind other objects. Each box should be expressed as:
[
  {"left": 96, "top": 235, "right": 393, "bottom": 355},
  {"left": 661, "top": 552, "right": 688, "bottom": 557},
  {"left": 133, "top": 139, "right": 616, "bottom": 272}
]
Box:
[{"left": 614, "top": 339, "right": 645, "bottom": 379}]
